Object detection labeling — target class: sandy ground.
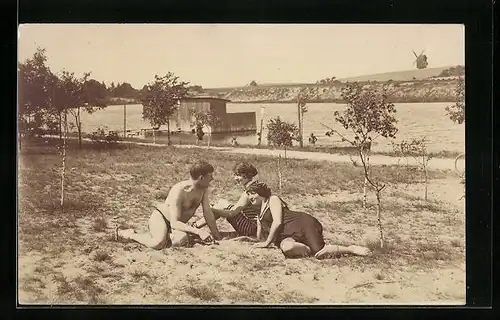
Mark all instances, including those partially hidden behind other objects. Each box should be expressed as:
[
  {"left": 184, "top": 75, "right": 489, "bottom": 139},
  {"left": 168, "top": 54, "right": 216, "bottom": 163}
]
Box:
[
  {"left": 18, "top": 176, "right": 465, "bottom": 305},
  {"left": 18, "top": 138, "right": 466, "bottom": 305}
]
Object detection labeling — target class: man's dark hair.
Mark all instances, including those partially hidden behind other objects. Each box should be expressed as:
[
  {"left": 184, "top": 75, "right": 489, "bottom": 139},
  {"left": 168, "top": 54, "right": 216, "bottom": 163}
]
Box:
[
  {"left": 232, "top": 162, "right": 258, "bottom": 179},
  {"left": 190, "top": 160, "right": 214, "bottom": 179},
  {"left": 245, "top": 181, "right": 272, "bottom": 198}
]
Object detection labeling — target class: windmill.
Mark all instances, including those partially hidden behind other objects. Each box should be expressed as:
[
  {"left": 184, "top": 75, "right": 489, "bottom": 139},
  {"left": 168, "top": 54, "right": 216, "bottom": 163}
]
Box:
[{"left": 412, "top": 49, "right": 428, "bottom": 69}]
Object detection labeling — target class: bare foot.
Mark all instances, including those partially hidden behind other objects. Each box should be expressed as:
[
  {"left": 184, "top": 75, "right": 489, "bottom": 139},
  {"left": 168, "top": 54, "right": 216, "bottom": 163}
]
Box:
[
  {"left": 348, "top": 245, "right": 371, "bottom": 256},
  {"left": 314, "top": 245, "right": 338, "bottom": 259}
]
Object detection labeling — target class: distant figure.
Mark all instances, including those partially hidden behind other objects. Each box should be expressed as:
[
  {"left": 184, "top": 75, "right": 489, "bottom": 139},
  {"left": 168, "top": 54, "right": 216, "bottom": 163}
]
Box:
[
  {"left": 308, "top": 133, "right": 318, "bottom": 145},
  {"left": 196, "top": 124, "right": 204, "bottom": 145},
  {"left": 256, "top": 132, "right": 262, "bottom": 145},
  {"left": 231, "top": 136, "right": 239, "bottom": 147}
]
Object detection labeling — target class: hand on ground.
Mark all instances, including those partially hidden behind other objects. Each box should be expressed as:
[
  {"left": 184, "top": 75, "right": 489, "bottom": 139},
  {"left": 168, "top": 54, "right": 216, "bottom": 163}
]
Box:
[
  {"left": 253, "top": 242, "right": 271, "bottom": 248},
  {"left": 198, "top": 230, "right": 214, "bottom": 242}
]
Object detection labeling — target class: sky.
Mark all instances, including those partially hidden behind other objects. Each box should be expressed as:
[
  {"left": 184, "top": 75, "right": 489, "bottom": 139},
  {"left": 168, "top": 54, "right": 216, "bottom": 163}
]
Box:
[{"left": 18, "top": 24, "right": 465, "bottom": 89}]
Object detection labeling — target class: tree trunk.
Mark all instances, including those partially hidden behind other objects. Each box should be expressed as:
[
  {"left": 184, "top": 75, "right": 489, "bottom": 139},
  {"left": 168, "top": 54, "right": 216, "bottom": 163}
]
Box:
[
  {"left": 375, "top": 190, "right": 385, "bottom": 248},
  {"left": 60, "top": 111, "right": 68, "bottom": 211},
  {"left": 59, "top": 112, "right": 62, "bottom": 141},
  {"left": 278, "top": 154, "right": 283, "bottom": 193},
  {"left": 423, "top": 155, "right": 428, "bottom": 201},
  {"left": 153, "top": 129, "right": 157, "bottom": 144},
  {"left": 297, "top": 99, "right": 303, "bottom": 148},
  {"left": 362, "top": 151, "right": 370, "bottom": 209},
  {"left": 207, "top": 125, "right": 211, "bottom": 149},
  {"left": 166, "top": 118, "right": 171, "bottom": 145},
  {"left": 77, "top": 106, "right": 82, "bottom": 149}
]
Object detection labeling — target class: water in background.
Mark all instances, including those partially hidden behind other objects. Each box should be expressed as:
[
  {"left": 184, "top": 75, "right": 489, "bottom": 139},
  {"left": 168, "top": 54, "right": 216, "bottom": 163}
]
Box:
[{"left": 80, "top": 102, "right": 464, "bottom": 153}]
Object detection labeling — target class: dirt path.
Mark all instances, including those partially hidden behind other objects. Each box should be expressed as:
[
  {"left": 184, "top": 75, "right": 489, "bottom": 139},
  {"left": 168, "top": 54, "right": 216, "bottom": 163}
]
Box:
[{"left": 42, "top": 135, "right": 462, "bottom": 171}]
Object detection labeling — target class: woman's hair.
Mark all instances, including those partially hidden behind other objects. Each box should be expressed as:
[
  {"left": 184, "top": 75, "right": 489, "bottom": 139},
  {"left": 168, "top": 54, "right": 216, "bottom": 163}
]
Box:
[
  {"left": 190, "top": 160, "right": 214, "bottom": 179},
  {"left": 245, "top": 181, "right": 272, "bottom": 198},
  {"left": 232, "top": 162, "right": 258, "bottom": 179}
]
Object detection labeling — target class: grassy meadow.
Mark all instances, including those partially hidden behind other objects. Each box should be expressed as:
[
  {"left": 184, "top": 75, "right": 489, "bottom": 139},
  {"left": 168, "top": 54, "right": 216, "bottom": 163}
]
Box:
[{"left": 17, "top": 138, "right": 465, "bottom": 305}]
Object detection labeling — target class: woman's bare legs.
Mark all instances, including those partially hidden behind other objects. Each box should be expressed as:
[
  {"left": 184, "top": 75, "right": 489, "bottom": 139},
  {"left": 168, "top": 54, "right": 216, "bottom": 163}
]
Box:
[
  {"left": 314, "top": 244, "right": 371, "bottom": 259},
  {"left": 279, "top": 237, "right": 312, "bottom": 258}
]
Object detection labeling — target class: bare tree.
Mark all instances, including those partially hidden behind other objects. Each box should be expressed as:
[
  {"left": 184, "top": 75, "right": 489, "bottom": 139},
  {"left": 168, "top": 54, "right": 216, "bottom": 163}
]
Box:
[
  {"left": 394, "top": 137, "right": 433, "bottom": 201},
  {"left": 324, "top": 83, "right": 398, "bottom": 249}
]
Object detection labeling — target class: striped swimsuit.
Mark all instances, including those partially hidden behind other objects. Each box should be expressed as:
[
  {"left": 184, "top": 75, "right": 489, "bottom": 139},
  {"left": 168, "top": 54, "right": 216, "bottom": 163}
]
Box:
[{"left": 225, "top": 203, "right": 260, "bottom": 237}]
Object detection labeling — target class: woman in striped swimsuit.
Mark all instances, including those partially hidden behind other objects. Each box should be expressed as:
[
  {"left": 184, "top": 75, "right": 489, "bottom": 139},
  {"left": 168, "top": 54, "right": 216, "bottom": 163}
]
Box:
[
  {"left": 192, "top": 162, "right": 261, "bottom": 238},
  {"left": 246, "top": 182, "right": 372, "bottom": 259}
]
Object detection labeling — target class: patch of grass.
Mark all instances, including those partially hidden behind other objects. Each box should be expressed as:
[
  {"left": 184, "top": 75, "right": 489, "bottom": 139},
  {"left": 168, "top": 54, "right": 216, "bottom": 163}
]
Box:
[
  {"left": 374, "top": 272, "right": 385, "bottom": 281},
  {"left": 413, "top": 201, "right": 444, "bottom": 213},
  {"left": 21, "top": 275, "right": 46, "bottom": 296},
  {"left": 92, "top": 217, "right": 108, "bottom": 232},
  {"left": 131, "top": 269, "right": 151, "bottom": 281},
  {"left": 247, "top": 257, "right": 284, "bottom": 272},
  {"left": 185, "top": 283, "right": 221, "bottom": 302},
  {"left": 450, "top": 239, "right": 462, "bottom": 247},
  {"left": 74, "top": 276, "right": 105, "bottom": 304},
  {"left": 281, "top": 291, "right": 318, "bottom": 304},
  {"left": 93, "top": 250, "right": 112, "bottom": 262},
  {"left": 415, "top": 242, "right": 453, "bottom": 262},
  {"left": 365, "top": 238, "right": 395, "bottom": 255},
  {"left": 53, "top": 274, "right": 78, "bottom": 298},
  {"left": 382, "top": 293, "right": 397, "bottom": 299}
]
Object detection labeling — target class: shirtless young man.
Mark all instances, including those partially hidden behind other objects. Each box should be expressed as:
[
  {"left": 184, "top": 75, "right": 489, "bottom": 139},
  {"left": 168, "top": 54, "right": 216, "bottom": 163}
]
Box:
[{"left": 116, "top": 160, "right": 221, "bottom": 249}]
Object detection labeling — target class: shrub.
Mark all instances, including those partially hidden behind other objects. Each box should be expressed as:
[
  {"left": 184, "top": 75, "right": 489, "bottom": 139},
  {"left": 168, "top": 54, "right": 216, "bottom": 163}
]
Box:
[{"left": 89, "top": 126, "right": 121, "bottom": 146}]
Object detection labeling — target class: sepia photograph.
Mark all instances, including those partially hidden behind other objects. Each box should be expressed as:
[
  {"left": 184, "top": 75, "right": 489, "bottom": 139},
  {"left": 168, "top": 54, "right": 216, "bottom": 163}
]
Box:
[{"left": 17, "top": 24, "right": 466, "bottom": 305}]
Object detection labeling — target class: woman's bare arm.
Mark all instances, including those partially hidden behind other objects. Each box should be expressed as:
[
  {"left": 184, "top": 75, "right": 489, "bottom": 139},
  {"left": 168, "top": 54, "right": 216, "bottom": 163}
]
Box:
[{"left": 261, "top": 196, "right": 283, "bottom": 246}]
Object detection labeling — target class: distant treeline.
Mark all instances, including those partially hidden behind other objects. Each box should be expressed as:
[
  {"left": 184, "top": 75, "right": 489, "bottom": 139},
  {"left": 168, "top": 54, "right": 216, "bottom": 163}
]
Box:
[{"left": 101, "top": 82, "right": 204, "bottom": 105}]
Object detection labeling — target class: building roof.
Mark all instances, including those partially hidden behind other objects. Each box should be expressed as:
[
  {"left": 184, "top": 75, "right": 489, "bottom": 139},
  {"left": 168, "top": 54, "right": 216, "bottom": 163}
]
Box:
[{"left": 182, "top": 95, "right": 231, "bottom": 102}]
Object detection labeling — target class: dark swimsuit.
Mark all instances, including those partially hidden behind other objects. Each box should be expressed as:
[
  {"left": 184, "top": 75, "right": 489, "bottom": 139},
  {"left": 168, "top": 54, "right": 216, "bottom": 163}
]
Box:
[
  {"left": 154, "top": 207, "right": 172, "bottom": 233},
  {"left": 259, "top": 198, "right": 325, "bottom": 254}
]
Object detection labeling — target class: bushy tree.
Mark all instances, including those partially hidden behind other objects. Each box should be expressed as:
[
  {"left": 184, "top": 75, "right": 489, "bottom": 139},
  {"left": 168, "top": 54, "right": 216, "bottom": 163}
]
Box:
[
  {"left": 445, "top": 76, "right": 465, "bottom": 124},
  {"left": 140, "top": 73, "right": 189, "bottom": 145},
  {"left": 267, "top": 116, "right": 299, "bottom": 159},
  {"left": 324, "top": 82, "right": 398, "bottom": 248},
  {"left": 17, "top": 47, "right": 57, "bottom": 146}
]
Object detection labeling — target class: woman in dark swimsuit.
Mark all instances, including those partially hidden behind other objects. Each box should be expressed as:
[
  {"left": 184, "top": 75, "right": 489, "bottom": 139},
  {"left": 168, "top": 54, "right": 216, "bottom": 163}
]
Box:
[
  {"left": 192, "top": 162, "right": 261, "bottom": 238},
  {"left": 246, "top": 182, "right": 371, "bottom": 259}
]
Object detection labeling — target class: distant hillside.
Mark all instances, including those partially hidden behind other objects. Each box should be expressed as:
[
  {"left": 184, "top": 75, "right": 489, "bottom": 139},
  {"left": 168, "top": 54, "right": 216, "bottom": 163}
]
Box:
[
  {"left": 202, "top": 66, "right": 463, "bottom": 103},
  {"left": 337, "top": 66, "right": 457, "bottom": 82}
]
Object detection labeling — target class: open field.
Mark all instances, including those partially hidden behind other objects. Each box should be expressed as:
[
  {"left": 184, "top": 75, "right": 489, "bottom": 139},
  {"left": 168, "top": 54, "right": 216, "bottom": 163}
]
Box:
[{"left": 18, "top": 138, "right": 465, "bottom": 305}]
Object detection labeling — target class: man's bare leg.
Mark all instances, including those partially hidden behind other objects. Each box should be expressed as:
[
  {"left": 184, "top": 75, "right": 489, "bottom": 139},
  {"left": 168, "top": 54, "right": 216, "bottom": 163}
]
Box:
[
  {"left": 279, "top": 238, "right": 312, "bottom": 258},
  {"left": 117, "top": 210, "right": 169, "bottom": 250},
  {"left": 314, "top": 244, "right": 371, "bottom": 259}
]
